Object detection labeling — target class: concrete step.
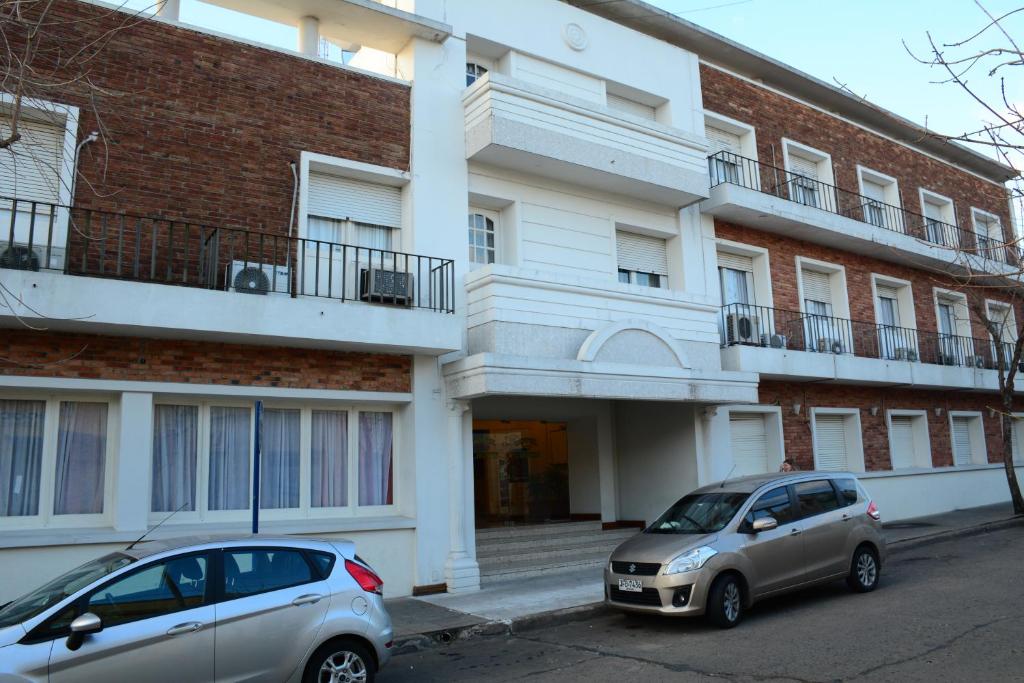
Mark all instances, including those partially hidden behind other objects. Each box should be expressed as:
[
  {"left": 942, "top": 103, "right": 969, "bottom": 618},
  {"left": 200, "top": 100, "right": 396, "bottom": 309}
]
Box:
[
  {"left": 475, "top": 529, "right": 638, "bottom": 558},
  {"left": 476, "top": 543, "right": 621, "bottom": 569},
  {"left": 475, "top": 521, "right": 603, "bottom": 540},
  {"left": 480, "top": 552, "right": 613, "bottom": 583}
]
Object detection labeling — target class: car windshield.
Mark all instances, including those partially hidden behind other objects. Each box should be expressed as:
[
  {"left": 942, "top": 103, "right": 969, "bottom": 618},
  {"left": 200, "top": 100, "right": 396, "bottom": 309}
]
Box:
[
  {"left": 646, "top": 492, "right": 750, "bottom": 534},
  {"left": 0, "top": 553, "right": 134, "bottom": 627}
]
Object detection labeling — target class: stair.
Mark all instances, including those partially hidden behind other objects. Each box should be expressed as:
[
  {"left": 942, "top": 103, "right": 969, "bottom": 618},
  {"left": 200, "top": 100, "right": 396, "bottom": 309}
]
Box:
[{"left": 475, "top": 521, "right": 639, "bottom": 584}]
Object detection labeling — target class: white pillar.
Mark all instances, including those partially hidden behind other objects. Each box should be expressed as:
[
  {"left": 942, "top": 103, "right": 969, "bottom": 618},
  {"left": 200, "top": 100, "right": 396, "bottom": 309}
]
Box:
[
  {"left": 157, "top": 0, "right": 179, "bottom": 21},
  {"left": 298, "top": 16, "right": 320, "bottom": 57},
  {"left": 444, "top": 400, "right": 480, "bottom": 592},
  {"left": 113, "top": 392, "right": 153, "bottom": 532},
  {"left": 598, "top": 401, "right": 619, "bottom": 523}
]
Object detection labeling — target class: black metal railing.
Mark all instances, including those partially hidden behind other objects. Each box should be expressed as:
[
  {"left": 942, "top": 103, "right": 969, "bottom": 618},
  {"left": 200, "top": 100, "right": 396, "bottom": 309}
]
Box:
[
  {"left": 708, "top": 151, "right": 1018, "bottom": 266},
  {"left": 721, "top": 303, "right": 1019, "bottom": 371},
  {"left": 1, "top": 197, "right": 455, "bottom": 313}
]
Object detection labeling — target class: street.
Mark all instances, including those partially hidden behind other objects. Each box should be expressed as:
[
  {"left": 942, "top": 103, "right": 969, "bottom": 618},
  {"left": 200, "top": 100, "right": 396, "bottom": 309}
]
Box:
[{"left": 381, "top": 525, "right": 1024, "bottom": 682}]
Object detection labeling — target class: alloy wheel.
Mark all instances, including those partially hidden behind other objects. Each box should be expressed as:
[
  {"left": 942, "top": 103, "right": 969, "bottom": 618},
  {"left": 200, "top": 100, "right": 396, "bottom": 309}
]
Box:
[
  {"left": 319, "top": 650, "right": 368, "bottom": 683},
  {"left": 723, "top": 582, "right": 741, "bottom": 622},
  {"left": 857, "top": 552, "right": 877, "bottom": 588}
]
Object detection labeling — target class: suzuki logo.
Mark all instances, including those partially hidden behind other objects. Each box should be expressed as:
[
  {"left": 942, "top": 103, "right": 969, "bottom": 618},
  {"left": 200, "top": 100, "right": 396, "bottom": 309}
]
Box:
[{"left": 629, "top": 564, "right": 636, "bottom": 573}]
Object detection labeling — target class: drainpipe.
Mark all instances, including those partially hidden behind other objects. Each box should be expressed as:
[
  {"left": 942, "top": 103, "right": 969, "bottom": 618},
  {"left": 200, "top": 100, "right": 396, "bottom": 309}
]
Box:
[
  {"left": 298, "top": 16, "right": 320, "bottom": 57},
  {"left": 157, "top": 0, "right": 180, "bottom": 21},
  {"left": 71, "top": 131, "right": 99, "bottom": 203}
]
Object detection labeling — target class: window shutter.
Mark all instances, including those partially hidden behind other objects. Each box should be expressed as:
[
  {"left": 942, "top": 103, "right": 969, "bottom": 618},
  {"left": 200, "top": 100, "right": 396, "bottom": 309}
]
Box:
[
  {"left": 607, "top": 93, "right": 656, "bottom": 120},
  {"left": 789, "top": 154, "right": 819, "bottom": 179},
  {"left": 861, "top": 179, "right": 886, "bottom": 203},
  {"left": 0, "top": 116, "right": 64, "bottom": 204},
  {"left": 923, "top": 200, "right": 944, "bottom": 221},
  {"left": 706, "top": 126, "right": 742, "bottom": 154},
  {"left": 814, "top": 414, "right": 848, "bottom": 471},
  {"left": 729, "top": 413, "right": 769, "bottom": 476},
  {"left": 951, "top": 417, "right": 972, "bottom": 466},
  {"left": 876, "top": 284, "right": 899, "bottom": 301},
  {"left": 616, "top": 231, "right": 667, "bottom": 276},
  {"left": 308, "top": 172, "right": 402, "bottom": 228},
  {"left": 717, "top": 251, "right": 754, "bottom": 272},
  {"left": 802, "top": 269, "right": 832, "bottom": 305},
  {"left": 889, "top": 416, "right": 915, "bottom": 469}
]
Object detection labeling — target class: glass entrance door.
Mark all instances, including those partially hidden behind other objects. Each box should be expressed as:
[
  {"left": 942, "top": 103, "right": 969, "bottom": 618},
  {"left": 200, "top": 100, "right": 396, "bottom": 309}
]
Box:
[{"left": 473, "top": 420, "right": 569, "bottom": 528}]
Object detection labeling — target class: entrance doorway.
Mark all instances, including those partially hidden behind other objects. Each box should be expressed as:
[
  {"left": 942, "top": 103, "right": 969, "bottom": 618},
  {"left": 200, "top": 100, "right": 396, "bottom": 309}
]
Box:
[{"left": 473, "top": 420, "right": 570, "bottom": 528}]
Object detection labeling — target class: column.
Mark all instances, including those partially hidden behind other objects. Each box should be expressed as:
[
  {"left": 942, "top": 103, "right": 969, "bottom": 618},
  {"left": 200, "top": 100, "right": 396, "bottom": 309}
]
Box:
[
  {"left": 597, "top": 401, "right": 619, "bottom": 523},
  {"left": 444, "top": 400, "right": 480, "bottom": 592},
  {"left": 298, "top": 16, "right": 320, "bottom": 57},
  {"left": 113, "top": 392, "right": 153, "bottom": 532}
]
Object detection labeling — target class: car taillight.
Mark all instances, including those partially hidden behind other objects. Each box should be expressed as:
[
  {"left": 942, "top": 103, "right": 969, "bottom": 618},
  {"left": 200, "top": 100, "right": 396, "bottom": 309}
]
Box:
[
  {"left": 345, "top": 559, "right": 383, "bottom": 595},
  {"left": 866, "top": 501, "right": 881, "bottom": 521}
]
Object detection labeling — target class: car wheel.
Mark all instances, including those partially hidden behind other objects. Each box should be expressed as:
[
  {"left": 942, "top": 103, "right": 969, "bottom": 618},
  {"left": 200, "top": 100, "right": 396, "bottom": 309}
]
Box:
[
  {"left": 304, "top": 639, "right": 375, "bottom": 683},
  {"left": 846, "top": 546, "right": 880, "bottom": 593},
  {"left": 706, "top": 574, "right": 743, "bottom": 629}
]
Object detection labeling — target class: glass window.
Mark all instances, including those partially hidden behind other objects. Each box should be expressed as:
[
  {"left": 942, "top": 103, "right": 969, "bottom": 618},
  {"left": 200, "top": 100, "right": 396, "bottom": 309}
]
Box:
[
  {"left": 744, "top": 486, "right": 794, "bottom": 526},
  {"left": 794, "top": 479, "right": 841, "bottom": 518},
  {"left": 308, "top": 551, "right": 336, "bottom": 578},
  {"left": 87, "top": 554, "right": 208, "bottom": 628},
  {"left": 468, "top": 213, "right": 496, "bottom": 268},
  {"left": 54, "top": 402, "right": 107, "bottom": 515},
  {"left": 152, "top": 405, "right": 199, "bottom": 513},
  {"left": 720, "top": 267, "right": 753, "bottom": 306},
  {"left": 208, "top": 407, "right": 250, "bottom": 511},
  {"left": 311, "top": 410, "right": 348, "bottom": 508},
  {"left": 619, "top": 270, "right": 664, "bottom": 289},
  {"left": 466, "top": 62, "right": 488, "bottom": 87},
  {"left": 358, "top": 412, "right": 393, "bottom": 506},
  {"left": 223, "top": 549, "right": 314, "bottom": 599},
  {"left": 352, "top": 222, "right": 393, "bottom": 251},
  {"left": 0, "top": 399, "right": 45, "bottom": 517},
  {"left": 260, "top": 409, "right": 300, "bottom": 510},
  {"left": 833, "top": 478, "right": 859, "bottom": 507},
  {"left": 646, "top": 492, "right": 750, "bottom": 534}
]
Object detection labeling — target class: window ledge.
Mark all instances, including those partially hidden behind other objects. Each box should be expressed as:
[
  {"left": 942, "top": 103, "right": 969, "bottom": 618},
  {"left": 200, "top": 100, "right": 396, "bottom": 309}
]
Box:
[
  {"left": 858, "top": 463, "right": 1016, "bottom": 479},
  {"left": 0, "top": 515, "right": 417, "bottom": 550}
]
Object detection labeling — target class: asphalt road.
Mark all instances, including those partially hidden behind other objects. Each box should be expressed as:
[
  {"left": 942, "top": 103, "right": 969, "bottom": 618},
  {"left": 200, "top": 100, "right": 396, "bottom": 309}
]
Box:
[{"left": 380, "top": 525, "right": 1024, "bottom": 682}]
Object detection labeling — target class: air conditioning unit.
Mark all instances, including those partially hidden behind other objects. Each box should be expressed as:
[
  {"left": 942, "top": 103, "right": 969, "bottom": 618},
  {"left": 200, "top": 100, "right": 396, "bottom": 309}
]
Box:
[
  {"left": 895, "top": 347, "right": 919, "bottom": 362},
  {"left": 726, "top": 313, "right": 760, "bottom": 345},
  {"left": 227, "top": 261, "right": 291, "bottom": 295},
  {"left": 817, "top": 337, "right": 844, "bottom": 354},
  {"left": 0, "top": 243, "right": 41, "bottom": 271},
  {"left": 360, "top": 267, "right": 413, "bottom": 306},
  {"left": 970, "top": 355, "right": 986, "bottom": 369},
  {"left": 761, "top": 333, "right": 788, "bottom": 349}
]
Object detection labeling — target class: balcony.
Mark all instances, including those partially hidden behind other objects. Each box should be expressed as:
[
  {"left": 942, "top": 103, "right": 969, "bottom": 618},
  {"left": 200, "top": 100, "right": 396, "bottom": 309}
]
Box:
[
  {"left": 463, "top": 73, "right": 710, "bottom": 207},
  {"left": 703, "top": 152, "right": 1019, "bottom": 276},
  {"left": 720, "top": 303, "right": 1017, "bottom": 391},
  {"left": 0, "top": 198, "right": 460, "bottom": 355}
]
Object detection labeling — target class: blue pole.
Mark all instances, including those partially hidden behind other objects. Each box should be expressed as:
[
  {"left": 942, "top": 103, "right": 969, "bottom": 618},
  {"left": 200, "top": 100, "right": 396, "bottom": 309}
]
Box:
[{"left": 252, "top": 400, "right": 262, "bottom": 534}]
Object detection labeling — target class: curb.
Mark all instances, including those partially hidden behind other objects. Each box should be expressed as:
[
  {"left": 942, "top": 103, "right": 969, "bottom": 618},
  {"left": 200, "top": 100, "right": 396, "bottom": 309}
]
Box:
[
  {"left": 392, "top": 514, "right": 1024, "bottom": 655},
  {"left": 887, "top": 515, "right": 1023, "bottom": 553}
]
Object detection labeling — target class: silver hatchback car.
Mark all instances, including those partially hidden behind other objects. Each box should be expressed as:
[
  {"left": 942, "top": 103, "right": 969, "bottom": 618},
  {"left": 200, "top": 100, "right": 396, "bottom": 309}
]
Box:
[
  {"left": 606, "top": 472, "right": 886, "bottom": 628},
  {"left": 0, "top": 536, "right": 392, "bottom": 682}
]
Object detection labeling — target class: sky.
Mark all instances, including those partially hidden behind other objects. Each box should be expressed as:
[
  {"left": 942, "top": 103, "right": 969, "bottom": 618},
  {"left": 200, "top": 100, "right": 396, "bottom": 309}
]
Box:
[{"left": 125, "top": 0, "right": 1020, "bottom": 168}]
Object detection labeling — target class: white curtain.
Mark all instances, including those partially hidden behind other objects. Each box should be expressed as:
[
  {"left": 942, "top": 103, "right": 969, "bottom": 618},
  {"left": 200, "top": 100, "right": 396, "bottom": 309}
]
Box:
[
  {"left": 354, "top": 223, "right": 393, "bottom": 251},
  {"left": 358, "top": 412, "right": 393, "bottom": 506},
  {"left": 208, "top": 406, "right": 250, "bottom": 511},
  {"left": 260, "top": 409, "right": 300, "bottom": 509},
  {"left": 312, "top": 410, "right": 348, "bottom": 508},
  {"left": 151, "top": 405, "right": 198, "bottom": 512},
  {"left": 53, "top": 402, "right": 107, "bottom": 515},
  {"left": 0, "top": 400, "right": 45, "bottom": 517}
]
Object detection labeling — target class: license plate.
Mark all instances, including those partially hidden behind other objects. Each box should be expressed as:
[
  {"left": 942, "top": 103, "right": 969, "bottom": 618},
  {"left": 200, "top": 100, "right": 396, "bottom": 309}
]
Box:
[{"left": 618, "top": 578, "right": 643, "bottom": 592}]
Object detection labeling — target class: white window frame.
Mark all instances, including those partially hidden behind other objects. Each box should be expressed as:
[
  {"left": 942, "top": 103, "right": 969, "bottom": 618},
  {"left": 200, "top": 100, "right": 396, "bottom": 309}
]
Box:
[
  {"left": 856, "top": 166, "right": 903, "bottom": 232},
  {"left": 468, "top": 207, "right": 500, "bottom": 270},
  {"left": 0, "top": 392, "right": 117, "bottom": 530},
  {"left": 810, "top": 407, "right": 866, "bottom": 472},
  {"left": 885, "top": 409, "right": 932, "bottom": 470},
  {"left": 615, "top": 227, "right": 669, "bottom": 290},
  {"left": 704, "top": 111, "right": 759, "bottom": 189},
  {"left": 870, "top": 274, "right": 918, "bottom": 361},
  {"left": 972, "top": 207, "right": 1006, "bottom": 259},
  {"left": 716, "top": 240, "right": 773, "bottom": 308},
  {"left": 933, "top": 288, "right": 975, "bottom": 366},
  {"left": 149, "top": 399, "right": 400, "bottom": 525},
  {"left": 947, "top": 411, "right": 987, "bottom": 466},
  {"left": 781, "top": 138, "right": 836, "bottom": 208},
  {"left": 1010, "top": 412, "right": 1024, "bottom": 465},
  {"left": 724, "top": 405, "right": 785, "bottom": 475},
  {"left": 985, "top": 299, "right": 1017, "bottom": 368},
  {"left": 465, "top": 52, "right": 496, "bottom": 88},
  {"left": 796, "top": 256, "right": 851, "bottom": 353},
  {"left": 918, "top": 188, "right": 958, "bottom": 247}
]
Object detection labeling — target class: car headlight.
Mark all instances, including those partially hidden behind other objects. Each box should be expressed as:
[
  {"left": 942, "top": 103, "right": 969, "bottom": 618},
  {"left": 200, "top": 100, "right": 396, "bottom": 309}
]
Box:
[{"left": 665, "top": 546, "right": 717, "bottom": 575}]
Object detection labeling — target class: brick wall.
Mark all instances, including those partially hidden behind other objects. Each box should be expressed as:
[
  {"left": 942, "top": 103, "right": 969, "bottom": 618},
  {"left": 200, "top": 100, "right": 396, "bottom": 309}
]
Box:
[
  {"left": 34, "top": 1, "right": 410, "bottom": 232},
  {"left": 0, "top": 331, "right": 411, "bottom": 393},
  {"left": 758, "top": 381, "right": 1019, "bottom": 471},
  {"left": 701, "top": 65, "right": 1012, "bottom": 238}
]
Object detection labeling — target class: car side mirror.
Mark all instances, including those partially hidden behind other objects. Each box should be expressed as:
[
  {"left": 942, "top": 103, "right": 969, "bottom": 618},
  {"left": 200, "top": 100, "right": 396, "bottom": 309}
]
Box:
[
  {"left": 751, "top": 517, "right": 778, "bottom": 533},
  {"left": 66, "top": 612, "right": 102, "bottom": 651}
]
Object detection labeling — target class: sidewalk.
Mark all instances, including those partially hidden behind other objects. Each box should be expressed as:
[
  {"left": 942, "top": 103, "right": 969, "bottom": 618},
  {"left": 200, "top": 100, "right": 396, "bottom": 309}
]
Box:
[{"left": 386, "top": 502, "right": 1021, "bottom": 652}]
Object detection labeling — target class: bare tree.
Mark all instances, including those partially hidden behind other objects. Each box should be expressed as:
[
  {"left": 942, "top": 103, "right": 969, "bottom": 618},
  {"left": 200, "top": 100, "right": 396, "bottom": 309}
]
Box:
[{"left": 906, "top": 2, "right": 1024, "bottom": 514}]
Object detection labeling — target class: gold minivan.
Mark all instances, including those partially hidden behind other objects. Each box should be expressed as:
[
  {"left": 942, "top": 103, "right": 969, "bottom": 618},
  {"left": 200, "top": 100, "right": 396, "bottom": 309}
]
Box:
[{"left": 605, "top": 472, "right": 885, "bottom": 628}]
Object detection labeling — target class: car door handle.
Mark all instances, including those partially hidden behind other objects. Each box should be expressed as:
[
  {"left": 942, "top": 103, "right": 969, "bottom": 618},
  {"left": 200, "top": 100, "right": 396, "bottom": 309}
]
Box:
[
  {"left": 166, "top": 622, "right": 203, "bottom": 636},
  {"left": 789, "top": 528, "right": 802, "bottom": 536},
  {"left": 841, "top": 513, "right": 853, "bottom": 521},
  {"left": 292, "top": 593, "right": 325, "bottom": 606}
]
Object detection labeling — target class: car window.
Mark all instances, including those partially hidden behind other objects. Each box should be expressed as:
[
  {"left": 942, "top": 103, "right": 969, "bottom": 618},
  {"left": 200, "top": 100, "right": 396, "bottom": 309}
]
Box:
[
  {"left": 794, "top": 480, "right": 842, "bottom": 519},
  {"left": 86, "top": 554, "right": 208, "bottom": 628},
  {"left": 744, "top": 486, "right": 794, "bottom": 526},
  {"left": 308, "top": 550, "right": 336, "bottom": 578},
  {"left": 223, "top": 549, "right": 315, "bottom": 599},
  {"left": 646, "top": 492, "right": 750, "bottom": 534},
  {"left": 833, "top": 478, "right": 859, "bottom": 507}
]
